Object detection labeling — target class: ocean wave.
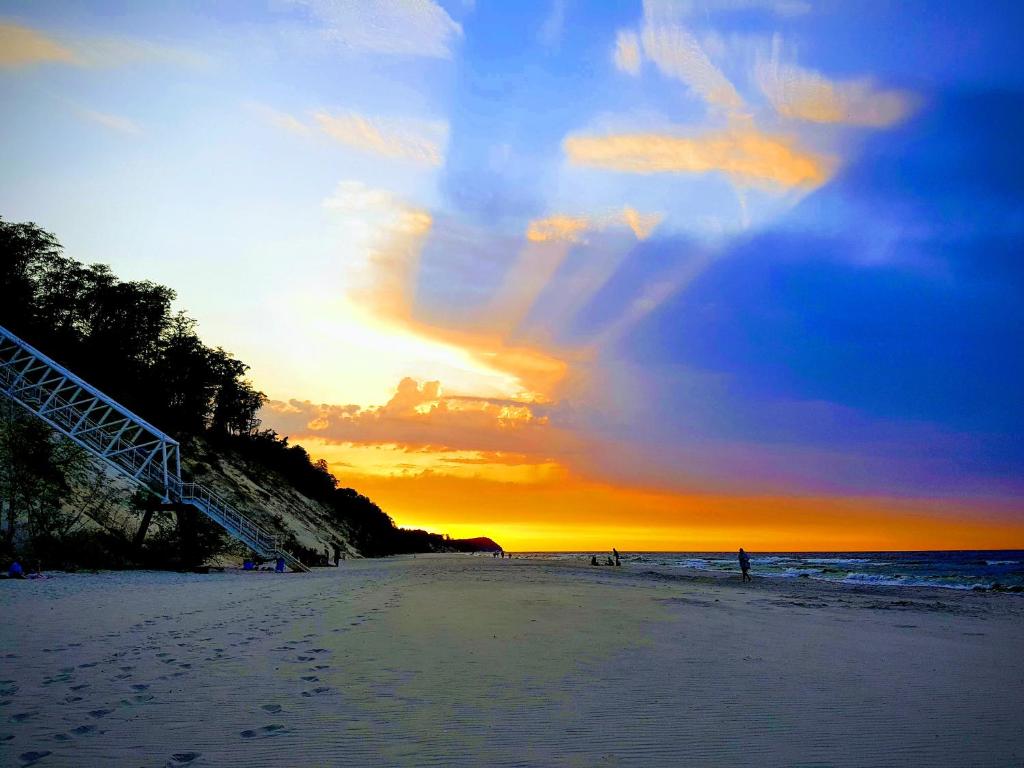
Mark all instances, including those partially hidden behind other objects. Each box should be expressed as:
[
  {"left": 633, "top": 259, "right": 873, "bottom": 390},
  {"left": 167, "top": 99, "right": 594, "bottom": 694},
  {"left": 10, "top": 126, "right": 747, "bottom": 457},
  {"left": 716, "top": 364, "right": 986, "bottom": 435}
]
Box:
[
  {"left": 678, "top": 559, "right": 710, "bottom": 569},
  {"left": 805, "top": 558, "right": 872, "bottom": 565},
  {"left": 780, "top": 567, "right": 825, "bottom": 578},
  {"left": 986, "top": 560, "right": 1017, "bottom": 566},
  {"left": 839, "top": 572, "right": 980, "bottom": 590}
]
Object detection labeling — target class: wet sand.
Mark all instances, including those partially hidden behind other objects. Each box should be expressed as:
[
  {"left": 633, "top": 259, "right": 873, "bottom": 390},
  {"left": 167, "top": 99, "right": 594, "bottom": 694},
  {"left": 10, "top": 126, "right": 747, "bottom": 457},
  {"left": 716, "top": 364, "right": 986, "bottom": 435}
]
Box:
[{"left": 2, "top": 554, "right": 1023, "bottom": 767}]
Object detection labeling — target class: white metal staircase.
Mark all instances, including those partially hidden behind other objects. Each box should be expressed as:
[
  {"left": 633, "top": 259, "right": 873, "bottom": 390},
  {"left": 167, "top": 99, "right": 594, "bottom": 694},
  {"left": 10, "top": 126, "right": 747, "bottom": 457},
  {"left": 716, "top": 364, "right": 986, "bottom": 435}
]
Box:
[{"left": 0, "top": 324, "right": 308, "bottom": 572}]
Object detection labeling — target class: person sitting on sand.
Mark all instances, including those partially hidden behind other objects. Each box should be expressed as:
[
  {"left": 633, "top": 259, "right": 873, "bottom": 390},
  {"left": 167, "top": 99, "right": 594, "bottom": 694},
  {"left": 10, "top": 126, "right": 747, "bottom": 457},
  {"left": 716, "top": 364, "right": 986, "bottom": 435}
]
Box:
[
  {"left": 606, "top": 556, "right": 614, "bottom": 566},
  {"left": 275, "top": 556, "right": 285, "bottom": 573},
  {"left": 738, "top": 548, "right": 752, "bottom": 582},
  {"left": 590, "top": 555, "right": 599, "bottom": 566},
  {"left": 7, "top": 560, "right": 25, "bottom": 579}
]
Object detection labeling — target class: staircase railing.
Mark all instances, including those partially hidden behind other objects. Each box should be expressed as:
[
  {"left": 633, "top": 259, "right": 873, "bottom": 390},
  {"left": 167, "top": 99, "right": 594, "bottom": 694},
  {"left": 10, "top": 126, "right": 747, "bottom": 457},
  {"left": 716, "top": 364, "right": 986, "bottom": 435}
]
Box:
[{"left": 0, "top": 324, "right": 308, "bottom": 572}]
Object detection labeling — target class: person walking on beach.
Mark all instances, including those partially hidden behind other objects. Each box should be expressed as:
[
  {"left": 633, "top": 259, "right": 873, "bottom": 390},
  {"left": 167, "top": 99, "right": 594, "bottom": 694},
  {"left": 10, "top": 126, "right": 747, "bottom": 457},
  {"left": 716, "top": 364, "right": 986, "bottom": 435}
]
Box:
[
  {"left": 738, "top": 548, "right": 752, "bottom": 582},
  {"left": 613, "top": 548, "right": 621, "bottom": 566}
]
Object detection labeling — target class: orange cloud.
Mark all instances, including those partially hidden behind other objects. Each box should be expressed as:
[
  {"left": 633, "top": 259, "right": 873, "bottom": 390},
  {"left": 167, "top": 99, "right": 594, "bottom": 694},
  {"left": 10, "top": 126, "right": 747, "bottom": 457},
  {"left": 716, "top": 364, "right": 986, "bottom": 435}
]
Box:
[
  {"left": 0, "top": 23, "right": 208, "bottom": 70},
  {"left": 296, "top": 440, "right": 567, "bottom": 484},
  {"left": 526, "top": 208, "right": 662, "bottom": 245},
  {"left": 261, "top": 376, "right": 576, "bottom": 466},
  {"left": 313, "top": 111, "right": 446, "bottom": 166},
  {"left": 563, "top": 129, "right": 830, "bottom": 188},
  {"left": 756, "top": 50, "right": 915, "bottom": 127},
  {"left": 621, "top": 206, "right": 662, "bottom": 240},
  {"left": 247, "top": 102, "right": 314, "bottom": 137},
  {"left": 0, "top": 23, "right": 76, "bottom": 67},
  {"left": 527, "top": 215, "right": 590, "bottom": 244}
]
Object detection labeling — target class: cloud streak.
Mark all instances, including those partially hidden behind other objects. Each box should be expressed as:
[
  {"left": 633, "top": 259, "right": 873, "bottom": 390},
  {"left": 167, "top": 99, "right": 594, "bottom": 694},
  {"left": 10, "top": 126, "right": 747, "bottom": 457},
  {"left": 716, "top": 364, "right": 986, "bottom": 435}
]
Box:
[
  {"left": 288, "top": 0, "right": 463, "bottom": 59},
  {"left": 640, "top": 19, "right": 743, "bottom": 109},
  {"left": 613, "top": 30, "right": 642, "bottom": 75},
  {"left": 78, "top": 109, "right": 142, "bottom": 135},
  {"left": 526, "top": 215, "right": 590, "bottom": 244},
  {"left": 314, "top": 111, "right": 447, "bottom": 166},
  {"left": 0, "top": 21, "right": 210, "bottom": 70},
  {"left": 0, "top": 22, "right": 76, "bottom": 67},
  {"left": 527, "top": 208, "right": 662, "bottom": 243},
  {"left": 564, "top": 129, "right": 829, "bottom": 188},
  {"left": 756, "top": 48, "right": 916, "bottom": 127}
]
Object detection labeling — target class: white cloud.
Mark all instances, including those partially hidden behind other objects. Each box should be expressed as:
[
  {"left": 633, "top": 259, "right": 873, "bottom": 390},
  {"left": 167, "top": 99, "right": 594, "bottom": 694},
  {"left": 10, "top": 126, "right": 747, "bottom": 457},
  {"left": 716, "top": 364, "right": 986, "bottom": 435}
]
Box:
[
  {"left": 72, "top": 37, "right": 211, "bottom": 69},
  {"left": 538, "top": 0, "right": 568, "bottom": 48},
  {"left": 78, "top": 109, "right": 142, "bottom": 135},
  {"left": 643, "top": 0, "right": 809, "bottom": 19},
  {"left": 288, "top": 0, "right": 463, "bottom": 59},
  {"left": 613, "top": 30, "right": 642, "bottom": 75},
  {"left": 641, "top": 20, "right": 742, "bottom": 110}
]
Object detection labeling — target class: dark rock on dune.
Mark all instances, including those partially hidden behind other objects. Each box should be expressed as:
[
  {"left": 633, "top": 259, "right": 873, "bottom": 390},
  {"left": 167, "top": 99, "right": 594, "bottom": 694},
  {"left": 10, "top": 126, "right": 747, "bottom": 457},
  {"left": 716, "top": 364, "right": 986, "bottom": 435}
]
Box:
[{"left": 448, "top": 537, "right": 503, "bottom": 553}]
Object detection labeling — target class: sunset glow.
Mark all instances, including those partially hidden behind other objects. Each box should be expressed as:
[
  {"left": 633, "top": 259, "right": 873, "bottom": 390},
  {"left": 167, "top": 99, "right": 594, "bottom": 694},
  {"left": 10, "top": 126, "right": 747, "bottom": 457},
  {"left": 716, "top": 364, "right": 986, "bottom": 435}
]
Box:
[{"left": 1, "top": 1, "right": 1021, "bottom": 550}]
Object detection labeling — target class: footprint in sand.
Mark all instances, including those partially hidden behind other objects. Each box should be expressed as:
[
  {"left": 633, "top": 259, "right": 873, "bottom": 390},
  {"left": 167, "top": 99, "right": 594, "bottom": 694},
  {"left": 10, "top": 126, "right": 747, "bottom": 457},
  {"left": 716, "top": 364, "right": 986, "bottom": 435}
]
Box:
[
  {"left": 69, "top": 684, "right": 89, "bottom": 691},
  {"left": 131, "top": 684, "right": 150, "bottom": 691},
  {"left": 19, "top": 750, "right": 52, "bottom": 766},
  {"left": 88, "top": 708, "right": 113, "bottom": 719},
  {"left": 71, "top": 725, "right": 97, "bottom": 735},
  {"left": 10, "top": 712, "right": 38, "bottom": 723},
  {"left": 260, "top": 704, "right": 282, "bottom": 714},
  {"left": 300, "top": 676, "right": 319, "bottom": 682},
  {"left": 120, "top": 694, "right": 155, "bottom": 705},
  {"left": 240, "top": 724, "right": 285, "bottom": 739},
  {"left": 301, "top": 687, "right": 332, "bottom": 698},
  {"left": 169, "top": 752, "right": 202, "bottom": 764}
]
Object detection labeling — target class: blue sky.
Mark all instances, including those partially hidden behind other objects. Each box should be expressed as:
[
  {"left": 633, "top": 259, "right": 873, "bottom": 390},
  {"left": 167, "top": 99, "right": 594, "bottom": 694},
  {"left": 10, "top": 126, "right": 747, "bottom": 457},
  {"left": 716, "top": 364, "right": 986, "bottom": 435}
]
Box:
[{"left": 1, "top": 0, "right": 1021, "bottom": 547}]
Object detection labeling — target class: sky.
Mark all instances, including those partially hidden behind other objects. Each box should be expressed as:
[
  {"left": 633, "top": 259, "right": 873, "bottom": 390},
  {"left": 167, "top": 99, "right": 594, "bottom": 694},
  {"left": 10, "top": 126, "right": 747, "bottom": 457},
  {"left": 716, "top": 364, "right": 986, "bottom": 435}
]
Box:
[{"left": 1, "top": 0, "right": 1022, "bottom": 551}]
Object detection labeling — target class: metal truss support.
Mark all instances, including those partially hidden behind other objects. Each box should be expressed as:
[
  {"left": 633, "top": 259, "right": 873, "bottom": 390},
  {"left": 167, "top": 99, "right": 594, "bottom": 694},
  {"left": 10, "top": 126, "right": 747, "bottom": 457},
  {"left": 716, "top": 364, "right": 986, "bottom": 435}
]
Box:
[{"left": 0, "top": 324, "right": 307, "bottom": 572}]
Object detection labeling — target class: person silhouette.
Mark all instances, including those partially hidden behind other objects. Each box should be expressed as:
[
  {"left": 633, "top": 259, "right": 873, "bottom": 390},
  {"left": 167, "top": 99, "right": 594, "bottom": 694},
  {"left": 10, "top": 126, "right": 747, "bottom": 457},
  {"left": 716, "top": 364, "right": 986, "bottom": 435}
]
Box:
[{"left": 738, "top": 548, "right": 752, "bottom": 582}]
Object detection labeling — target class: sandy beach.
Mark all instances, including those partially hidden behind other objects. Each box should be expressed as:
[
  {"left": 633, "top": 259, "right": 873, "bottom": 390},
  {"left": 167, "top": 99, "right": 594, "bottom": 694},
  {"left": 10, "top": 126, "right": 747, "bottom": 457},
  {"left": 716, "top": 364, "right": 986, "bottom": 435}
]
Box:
[{"left": 2, "top": 554, "right": 1023, "bottom": 767}]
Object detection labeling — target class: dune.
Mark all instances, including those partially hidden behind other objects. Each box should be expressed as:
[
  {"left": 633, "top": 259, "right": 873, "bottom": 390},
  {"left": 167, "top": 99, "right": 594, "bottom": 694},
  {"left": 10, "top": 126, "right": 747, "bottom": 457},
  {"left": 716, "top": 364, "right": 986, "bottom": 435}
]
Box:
[{"left": 1, "top": 555, "right": 1022, "bottom": 766}]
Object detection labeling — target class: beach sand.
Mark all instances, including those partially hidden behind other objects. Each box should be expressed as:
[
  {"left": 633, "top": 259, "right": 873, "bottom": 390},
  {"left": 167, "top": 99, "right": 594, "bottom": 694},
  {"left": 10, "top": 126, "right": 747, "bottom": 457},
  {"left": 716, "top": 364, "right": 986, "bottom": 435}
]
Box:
[{"left": 2, "top": 554, "right": 1023, "bottom": 767}]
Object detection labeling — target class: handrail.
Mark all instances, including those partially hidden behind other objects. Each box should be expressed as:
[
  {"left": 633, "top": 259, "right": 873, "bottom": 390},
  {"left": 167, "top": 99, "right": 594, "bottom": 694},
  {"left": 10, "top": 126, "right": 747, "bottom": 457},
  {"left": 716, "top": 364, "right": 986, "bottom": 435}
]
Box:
[{"left": 0, "top": 324, "right": 308, "bottom": 572}]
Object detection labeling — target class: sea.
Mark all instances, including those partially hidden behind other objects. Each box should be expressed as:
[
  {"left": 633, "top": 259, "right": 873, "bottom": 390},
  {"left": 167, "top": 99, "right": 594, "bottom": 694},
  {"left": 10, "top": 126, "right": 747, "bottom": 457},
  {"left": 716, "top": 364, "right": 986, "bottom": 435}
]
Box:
[{"left": 515, "top": 550, "right": 1024, "bottom": 592}]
